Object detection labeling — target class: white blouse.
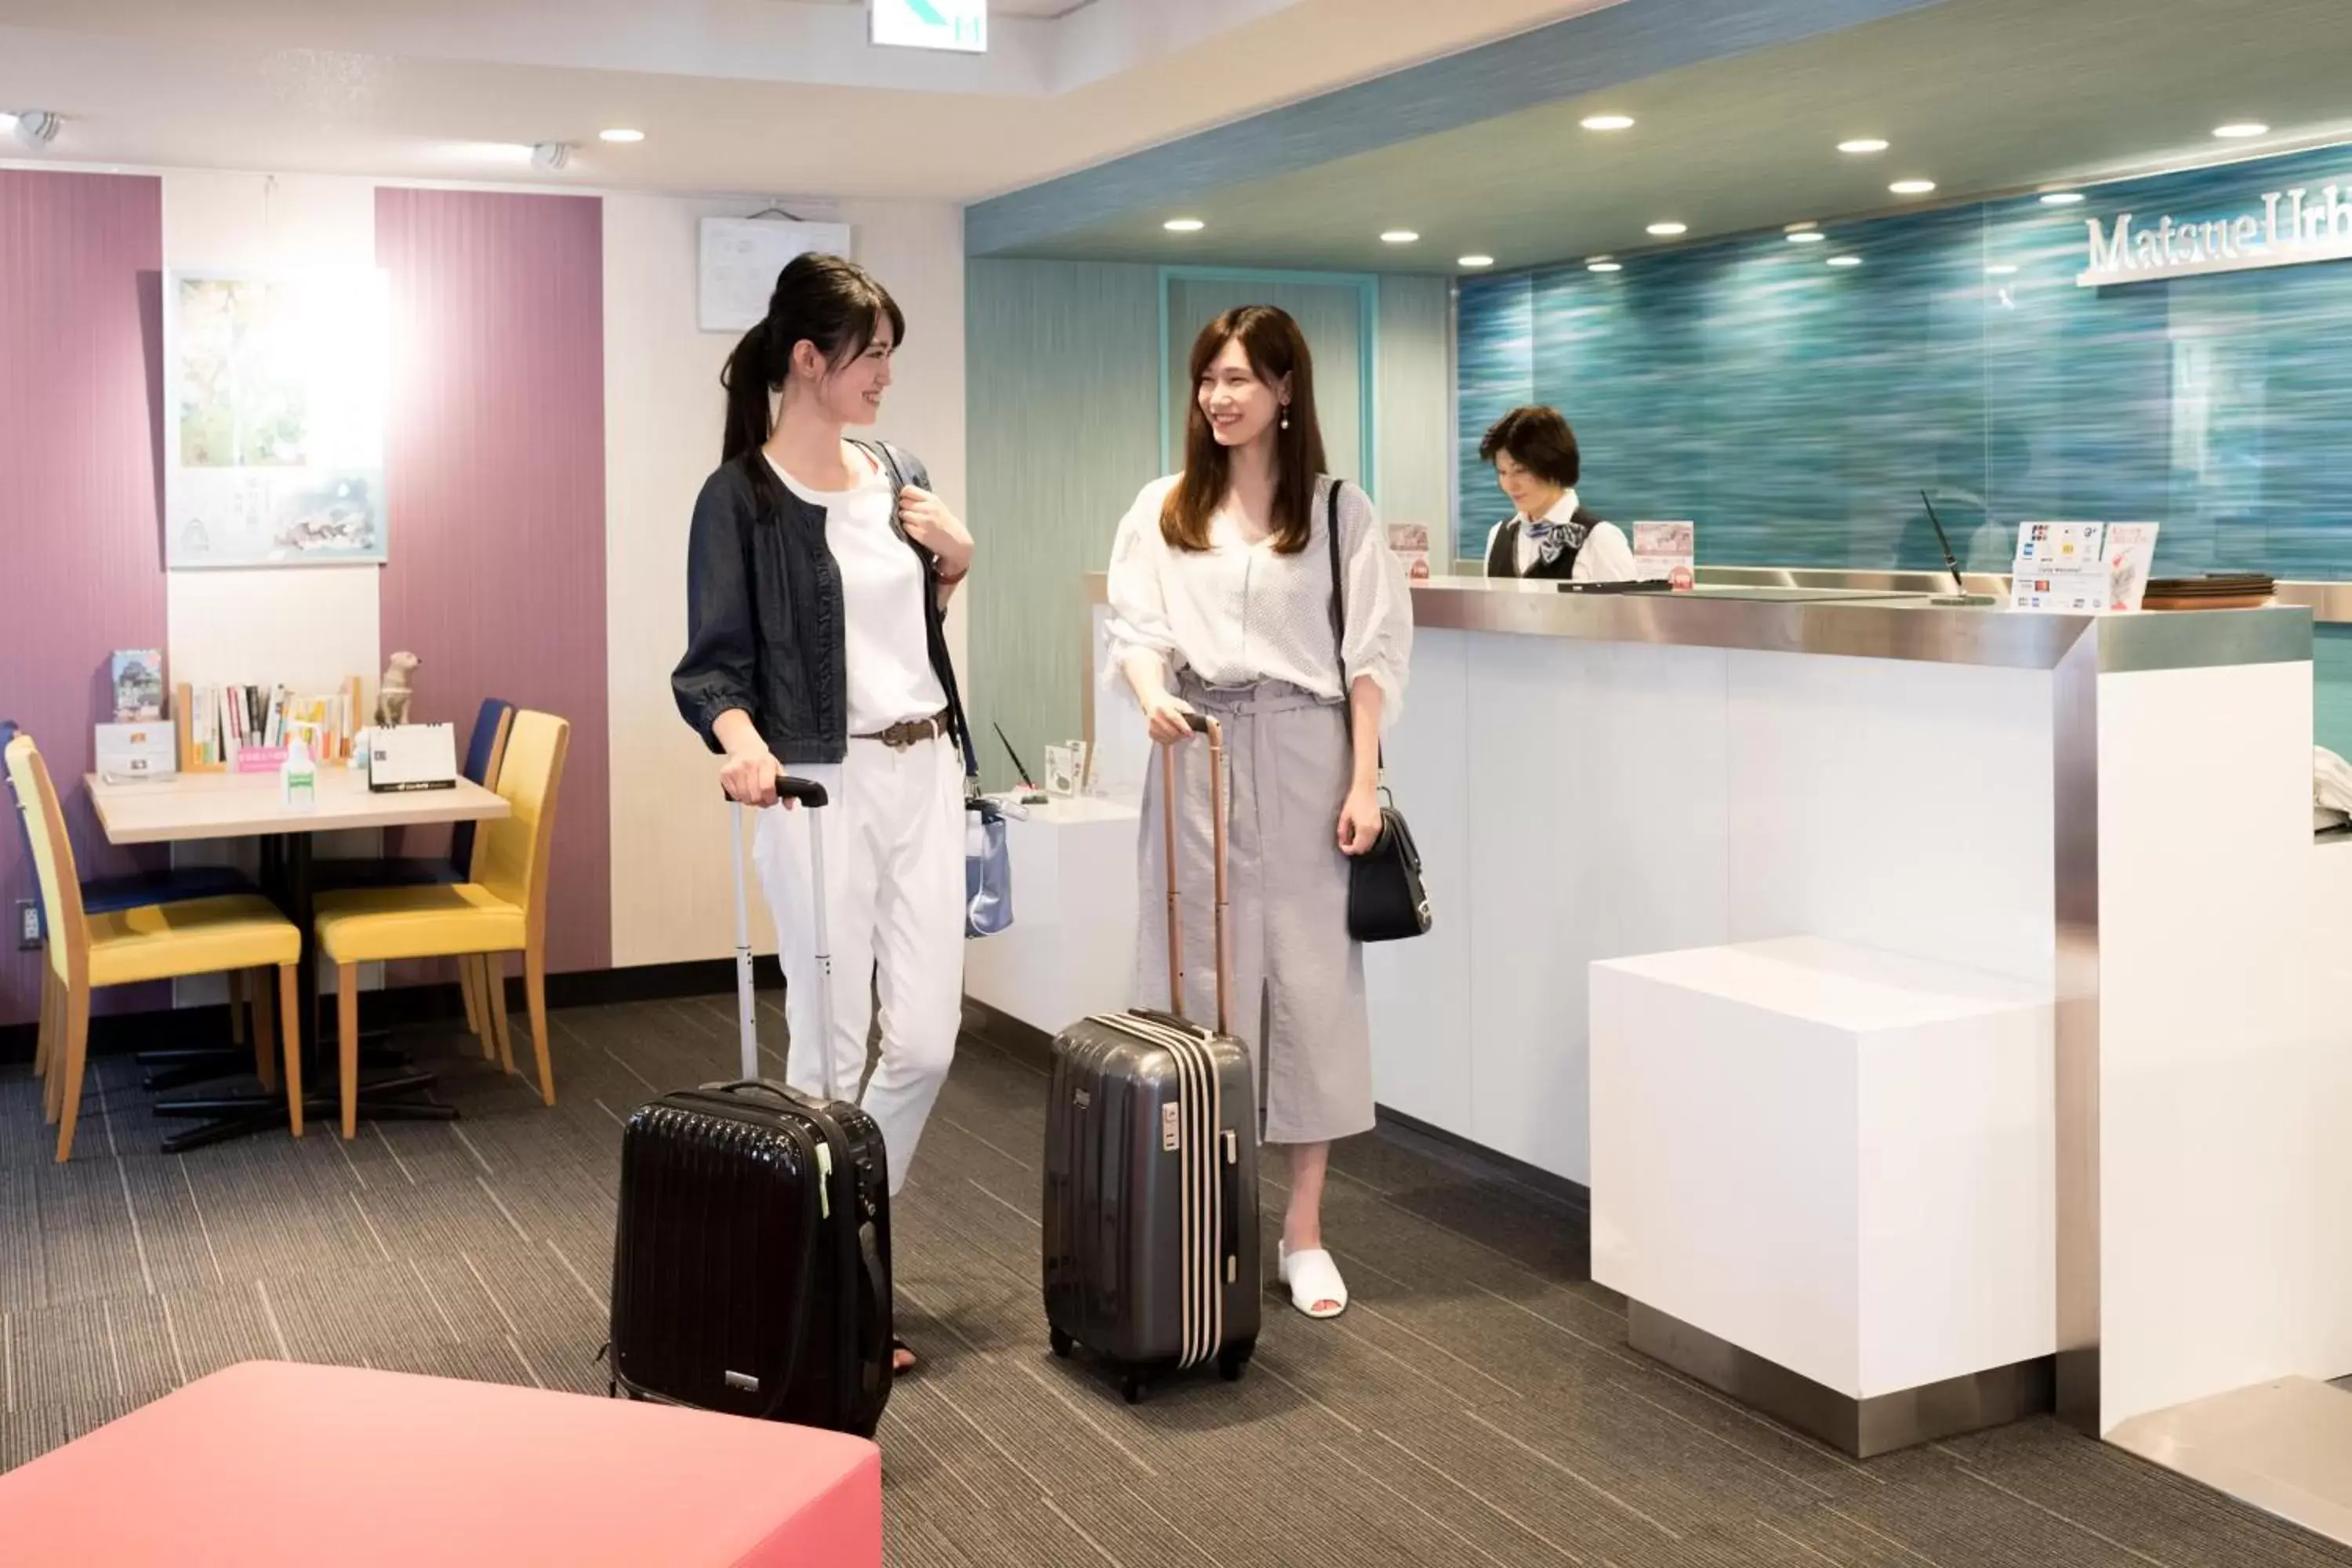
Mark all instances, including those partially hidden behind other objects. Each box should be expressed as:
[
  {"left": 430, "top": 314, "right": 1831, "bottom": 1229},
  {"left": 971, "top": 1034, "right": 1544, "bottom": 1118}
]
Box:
[
  {"left": 1105, "top": 474, "right": 1413, "bottom": 726},
  {"left": 769, "top": 452, "right": 946, "bottom": 735}
]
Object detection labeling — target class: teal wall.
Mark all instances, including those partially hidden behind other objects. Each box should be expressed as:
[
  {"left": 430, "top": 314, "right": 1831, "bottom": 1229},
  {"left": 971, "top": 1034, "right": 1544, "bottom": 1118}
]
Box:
[{"left": 965, "top": 260, "right": 1450, "bottom": 791}]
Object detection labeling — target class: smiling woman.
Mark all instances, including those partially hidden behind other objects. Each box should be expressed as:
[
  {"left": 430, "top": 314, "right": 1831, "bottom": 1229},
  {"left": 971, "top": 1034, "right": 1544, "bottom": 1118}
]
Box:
[
  {"left": 674, "top": 250, "right": 981, "bottom": 1377},
  {"left": 1103, "top": 303, "right": 1414, "bottom": 1324}
]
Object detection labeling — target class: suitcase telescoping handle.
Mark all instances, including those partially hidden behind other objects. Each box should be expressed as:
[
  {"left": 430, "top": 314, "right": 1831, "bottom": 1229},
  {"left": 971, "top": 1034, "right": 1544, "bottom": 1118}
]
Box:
[
  {"left": 728, "top": 779, "right": 838, "bottom": 1098},
  {"left": 1162, "top": 713, "right": 1231, "bottom": 1037}
]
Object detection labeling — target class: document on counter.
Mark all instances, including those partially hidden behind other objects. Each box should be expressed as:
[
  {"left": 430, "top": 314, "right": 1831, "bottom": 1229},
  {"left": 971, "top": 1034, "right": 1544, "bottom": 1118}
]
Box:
[{"left": 2006, "top": 521, "right": 2161, "bottom": 612}]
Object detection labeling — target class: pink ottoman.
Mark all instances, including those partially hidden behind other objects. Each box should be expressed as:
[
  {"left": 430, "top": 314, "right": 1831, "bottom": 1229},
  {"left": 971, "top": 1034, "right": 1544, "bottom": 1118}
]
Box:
[{"left": 0, "top": 1360, "right": 881, "bottom": 1566}]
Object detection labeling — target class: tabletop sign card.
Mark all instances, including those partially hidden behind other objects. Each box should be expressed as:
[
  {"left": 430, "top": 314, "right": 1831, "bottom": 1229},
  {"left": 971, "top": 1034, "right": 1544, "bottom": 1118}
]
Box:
[
  {"left": 1632, "top": 522, "right": 1696, "bottom": 590},
  {"left": 2009, "top": 521, "right": 2161, "bottom": 612}
]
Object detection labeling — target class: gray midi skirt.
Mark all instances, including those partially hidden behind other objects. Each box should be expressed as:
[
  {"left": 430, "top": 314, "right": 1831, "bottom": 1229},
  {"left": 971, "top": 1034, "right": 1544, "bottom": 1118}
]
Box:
[{"left": 1133, "top": 677, "right": 1374, "bottom": 1146}]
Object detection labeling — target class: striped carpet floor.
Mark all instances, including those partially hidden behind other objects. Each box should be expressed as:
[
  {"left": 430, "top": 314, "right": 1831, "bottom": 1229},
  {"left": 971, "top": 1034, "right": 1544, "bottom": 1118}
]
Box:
[{"left": 2, "top": 989, "right": 2346, "bottom": 1567}]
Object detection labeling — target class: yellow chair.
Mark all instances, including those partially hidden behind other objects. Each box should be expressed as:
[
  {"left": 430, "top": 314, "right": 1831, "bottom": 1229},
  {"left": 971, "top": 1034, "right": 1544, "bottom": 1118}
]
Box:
[
  {"left": 313, "top": 710, "right": 570, "bottom": 1138},
  {"left": 5, "top": 735, "right": 305, "bottom": 1162}
]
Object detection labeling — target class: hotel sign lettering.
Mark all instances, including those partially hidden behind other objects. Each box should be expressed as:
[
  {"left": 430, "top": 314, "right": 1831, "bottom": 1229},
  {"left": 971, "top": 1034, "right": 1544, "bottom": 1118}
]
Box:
[{"left": 2079, "top": 183, "right": 2352, "bottom": 286}]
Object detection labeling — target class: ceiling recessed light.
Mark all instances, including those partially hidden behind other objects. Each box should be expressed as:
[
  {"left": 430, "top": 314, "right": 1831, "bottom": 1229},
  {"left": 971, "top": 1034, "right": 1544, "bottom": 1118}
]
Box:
[
  {"left": 1580, "top": 114, "right": 1635, "bottom": 132},
  {"left": 1986, "top": 264, "right": 2020, "bottom": 276},
  {"left": 1646, "top": 222, "right": 1689, "bottom": 237},
  {"left": 599, "top": 128, "right": 645, "bottom": 143},
  {"left": 2213, "top": 122, "right": 2269, "bottom": 140},
  {"left": 1588, "top": 260, "right": 1623, "bottom": 273},
  {"left": 1889, "top": 179, "right": 1937, "bottom": 196},
  {"left": 1785, "top": 220, "right": 1819, "bottom": 232},
  {"left": 1787, "top": 230, "right": 1828, "bottom": 244},
  {"left": 2039, "top": 191, "right": 2085, "bottom": 206},
  {"left": 1826, "top": 255, "right": 1864, "bottom": 268},
  {"left": 1163, "top": 217, "right": 1206, "bottom": 233},
  {"left": 1458, "top": 254, "right": 1495, "bottom": 268},
  {"left": 1381, "top": 230, "right": 1421, "bottom": 245},
  {"left": 1838, "top": 138, "right": 1889, "bottom": 154}
]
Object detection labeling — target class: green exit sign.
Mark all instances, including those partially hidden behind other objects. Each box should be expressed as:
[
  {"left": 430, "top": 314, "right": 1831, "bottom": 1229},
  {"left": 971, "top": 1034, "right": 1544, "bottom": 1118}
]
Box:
[{"left": 870, "top": 0, "right": 987, "bottom": 53}]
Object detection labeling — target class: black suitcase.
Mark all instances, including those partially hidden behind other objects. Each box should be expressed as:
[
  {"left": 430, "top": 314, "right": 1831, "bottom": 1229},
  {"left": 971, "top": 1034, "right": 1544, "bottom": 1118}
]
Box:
[
  {"left": 608, "top": 784, "right": 894, "bottom": 1437},
  {"left": 1044, "top": 714, "right": 1261, "bottom": 1403}
]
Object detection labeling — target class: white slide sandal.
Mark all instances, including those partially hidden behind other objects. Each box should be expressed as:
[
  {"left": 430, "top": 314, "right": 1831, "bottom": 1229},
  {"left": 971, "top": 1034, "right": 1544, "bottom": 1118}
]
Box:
[{"left": 1278, "top": 1243, "right": 1349, "bottom": 1319}]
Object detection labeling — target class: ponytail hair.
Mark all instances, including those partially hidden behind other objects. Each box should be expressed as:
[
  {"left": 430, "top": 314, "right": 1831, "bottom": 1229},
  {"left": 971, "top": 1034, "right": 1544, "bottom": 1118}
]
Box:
[{"left": 720, "top": 252, "right": 907, "bottom": 471}]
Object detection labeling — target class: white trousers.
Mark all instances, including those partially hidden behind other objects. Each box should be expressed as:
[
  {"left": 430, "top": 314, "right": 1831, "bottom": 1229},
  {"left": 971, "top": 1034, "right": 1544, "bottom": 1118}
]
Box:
[{"left": 755, "top": 735, "right": 965, "bottom": 1197}]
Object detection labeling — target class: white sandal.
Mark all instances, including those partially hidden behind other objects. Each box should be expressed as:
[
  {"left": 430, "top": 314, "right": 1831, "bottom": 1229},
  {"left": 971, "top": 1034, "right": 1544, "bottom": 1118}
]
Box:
[{"left": 1278, "top": 1243, "right": 1349, "bottom": 1320}]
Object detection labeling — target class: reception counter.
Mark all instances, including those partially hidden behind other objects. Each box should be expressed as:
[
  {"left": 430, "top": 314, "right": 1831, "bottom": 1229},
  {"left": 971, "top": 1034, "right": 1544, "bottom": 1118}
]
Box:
[
  {"left": 1079, "top": 575, "right": 2352, "bottom": 1461},
  {"left": 1366, "top": 578, "right": 2352, "bottom": 1446}
]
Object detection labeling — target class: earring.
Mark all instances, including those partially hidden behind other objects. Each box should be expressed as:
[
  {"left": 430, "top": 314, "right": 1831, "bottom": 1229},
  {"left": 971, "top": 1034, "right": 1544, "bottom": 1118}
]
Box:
[{"left": 1280, "top": 406, "right": 1290, "bottom": 431}]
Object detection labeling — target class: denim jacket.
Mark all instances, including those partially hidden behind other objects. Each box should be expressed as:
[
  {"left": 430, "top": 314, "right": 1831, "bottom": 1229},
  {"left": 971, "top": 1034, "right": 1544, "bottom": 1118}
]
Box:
[{"left": 672, "top": 440, "right": 978, "bottom": 775}]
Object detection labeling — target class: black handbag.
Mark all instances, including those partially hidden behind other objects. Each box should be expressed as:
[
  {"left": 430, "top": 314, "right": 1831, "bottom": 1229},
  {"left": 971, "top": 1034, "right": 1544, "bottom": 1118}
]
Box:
[{"left": 1325, "top": 480, "right": 1431, "bottom": 943}]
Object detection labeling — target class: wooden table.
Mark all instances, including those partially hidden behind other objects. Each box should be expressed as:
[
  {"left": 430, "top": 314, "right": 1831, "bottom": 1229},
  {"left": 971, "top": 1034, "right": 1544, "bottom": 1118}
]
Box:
[{"left": 85, "top": 768, "right": 510, "bottom": 1151}]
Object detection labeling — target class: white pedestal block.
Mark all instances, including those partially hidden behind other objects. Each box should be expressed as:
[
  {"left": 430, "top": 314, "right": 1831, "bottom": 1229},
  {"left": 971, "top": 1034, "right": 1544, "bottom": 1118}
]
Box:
[
  {"left": 963, "top": 798, "right": 1139, "bottom": 1036},
  {"left": 1592, "top": 937, "right": 2056, "bottom": 1453}
]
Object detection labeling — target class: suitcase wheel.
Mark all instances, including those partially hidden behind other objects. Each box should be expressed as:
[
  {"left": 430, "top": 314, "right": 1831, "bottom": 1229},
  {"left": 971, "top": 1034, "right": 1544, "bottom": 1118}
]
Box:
[
  {"left": 1049, "top": 1327, "right": 1075, "bottom": 1360},
  {"left": 1218, "top": 1339, "right": 1254, "bottom": 1382},
  {"left": 1121, "top": 1372, "right": 1149, "bottom": 1405}
]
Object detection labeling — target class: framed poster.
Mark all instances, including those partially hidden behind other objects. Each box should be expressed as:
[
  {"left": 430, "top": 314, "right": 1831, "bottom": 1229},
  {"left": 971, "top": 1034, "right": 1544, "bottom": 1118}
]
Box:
[
  {"left": 165, "top": 268, "right": 390, "bottom": 568},
  {"left": 698, "top": 218, "right": 855, "bottom": 332}
]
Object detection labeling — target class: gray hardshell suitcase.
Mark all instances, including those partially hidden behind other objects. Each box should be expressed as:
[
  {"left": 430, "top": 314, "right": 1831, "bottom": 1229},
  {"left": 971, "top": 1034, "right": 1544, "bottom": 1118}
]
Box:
[{"left": 1043, "top": 714, "right": 1260, "bottom": 1403}]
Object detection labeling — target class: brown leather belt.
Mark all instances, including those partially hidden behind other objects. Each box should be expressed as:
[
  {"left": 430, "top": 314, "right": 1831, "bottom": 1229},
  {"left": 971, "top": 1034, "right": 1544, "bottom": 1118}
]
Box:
[{"left": 854, "top": 709, "right": 950, "bottom": 751}]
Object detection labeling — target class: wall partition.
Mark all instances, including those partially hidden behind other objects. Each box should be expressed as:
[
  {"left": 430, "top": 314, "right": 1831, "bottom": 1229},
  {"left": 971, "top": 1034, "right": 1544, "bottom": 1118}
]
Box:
[{"left": 1457, "top": 142, "right": 2352, "bottom": 581}]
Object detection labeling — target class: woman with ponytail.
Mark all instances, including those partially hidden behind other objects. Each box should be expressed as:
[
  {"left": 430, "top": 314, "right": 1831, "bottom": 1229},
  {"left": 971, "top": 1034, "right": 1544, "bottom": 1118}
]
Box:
[{"left": 673, "top": 254, "right": 976, "bottom": 1374}]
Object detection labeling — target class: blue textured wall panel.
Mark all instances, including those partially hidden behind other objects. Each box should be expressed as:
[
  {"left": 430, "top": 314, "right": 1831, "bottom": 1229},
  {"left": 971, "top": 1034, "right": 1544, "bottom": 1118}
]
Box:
[{"left": 1456, "top": 143, "right": 2352, "bottom": 580}]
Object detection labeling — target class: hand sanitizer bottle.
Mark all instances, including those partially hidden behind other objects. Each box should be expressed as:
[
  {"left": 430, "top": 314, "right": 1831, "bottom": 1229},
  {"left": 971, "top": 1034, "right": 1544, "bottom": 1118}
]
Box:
[{"left": 281, "top": 735, "right": 318, "bottom": 811}]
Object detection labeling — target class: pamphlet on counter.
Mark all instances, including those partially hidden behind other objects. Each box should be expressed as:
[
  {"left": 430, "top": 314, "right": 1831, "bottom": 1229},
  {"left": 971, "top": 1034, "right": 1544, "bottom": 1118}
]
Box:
[
  {"left": 2009, "top": 521, "right": 2159, "bottom": 613},
  {"left": 1632, "top": 521, "right": 1696, "bottom": 590}
]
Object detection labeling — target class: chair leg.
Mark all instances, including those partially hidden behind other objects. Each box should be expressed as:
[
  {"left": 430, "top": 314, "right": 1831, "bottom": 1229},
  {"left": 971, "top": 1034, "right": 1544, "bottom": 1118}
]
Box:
[
  {"left": 337, "top": 964, "right": 360, "bottom": 1140},
  {"left": 471, "top": 957, "right": 498, "bottom": 1062},
  {"left": 459, "top": 954, "right": 483, "bottom": 1040},
  {"left": 227, "top": 968, "right": 246, "bottom": 1047},
  {"left": 34, "top": 965, "right": 57, "bottom": 1080},
  {"left": 43, "top": 978, "right": 67, "bottom": 1126},
  {"left": 249, "top": 968, "right": 278, "bottom": 1094},
  {"left": 278, "top": 963, "right": 304, "bottom": 1138},
  {"left": 487, "top": 957, "right": 517, "bottom": 1076},
  {"left": 54, "top": 982, "right": 91, "bottom": 1163},
  {"left": 524, "top": 945, "right": 554, "bottom": 1108}
]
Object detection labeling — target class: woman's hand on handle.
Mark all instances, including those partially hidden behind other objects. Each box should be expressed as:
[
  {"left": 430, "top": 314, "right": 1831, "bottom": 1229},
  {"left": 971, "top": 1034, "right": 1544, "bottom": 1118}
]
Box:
[
  {"left": 720, "top": 750, "right": 788, "bottom": 808},
  {"left": 1338, "top": 783, "right": 1384, "bottom": 856},
  {"left": 1142, "top": 692, "right": 1198, "bottom": 747}
]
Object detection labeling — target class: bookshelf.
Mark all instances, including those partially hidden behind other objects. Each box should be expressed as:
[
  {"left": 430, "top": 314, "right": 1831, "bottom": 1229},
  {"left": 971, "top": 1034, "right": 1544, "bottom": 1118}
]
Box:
[{"left": 174, "top": 677, "right": 365, "bottom": 774}]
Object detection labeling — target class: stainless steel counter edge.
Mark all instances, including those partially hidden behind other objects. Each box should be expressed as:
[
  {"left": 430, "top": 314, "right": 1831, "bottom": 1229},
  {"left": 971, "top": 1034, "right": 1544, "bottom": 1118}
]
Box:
[{"left": 1080, "top": 572, "right": 2311, "bottom": 673}]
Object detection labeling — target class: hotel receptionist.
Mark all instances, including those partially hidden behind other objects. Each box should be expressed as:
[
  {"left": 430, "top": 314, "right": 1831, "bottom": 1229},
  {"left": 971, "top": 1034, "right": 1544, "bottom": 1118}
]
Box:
[{"left": 1479, "top": 405, "right": 1635, "bottom": 583}]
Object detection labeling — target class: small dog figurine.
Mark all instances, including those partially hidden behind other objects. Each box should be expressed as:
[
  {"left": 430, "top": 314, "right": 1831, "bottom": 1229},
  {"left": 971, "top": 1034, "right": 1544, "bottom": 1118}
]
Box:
[{"left": 375, "top": 652, "right": 420, "bottom": 728}]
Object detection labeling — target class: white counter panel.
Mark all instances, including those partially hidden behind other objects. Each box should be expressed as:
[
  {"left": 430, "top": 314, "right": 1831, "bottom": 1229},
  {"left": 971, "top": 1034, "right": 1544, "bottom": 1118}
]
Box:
[
  {"left": 1726, "top": 651, "right": 2056, "bottom": 990},
  {"left": 1461, "top": 632, "right": 1733, "bottom": 1178},
  {"left": 2095, "top": 659, "right": 2352, "bottom": 1429},
  {"left": 1363, "top": 627, "right": 1475, "bottom": 1135}
]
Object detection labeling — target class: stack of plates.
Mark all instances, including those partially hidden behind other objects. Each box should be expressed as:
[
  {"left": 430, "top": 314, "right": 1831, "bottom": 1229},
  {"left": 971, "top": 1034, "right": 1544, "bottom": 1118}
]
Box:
[{"left": 2142, "top": 575, "right": 2276, "bottom": 611}]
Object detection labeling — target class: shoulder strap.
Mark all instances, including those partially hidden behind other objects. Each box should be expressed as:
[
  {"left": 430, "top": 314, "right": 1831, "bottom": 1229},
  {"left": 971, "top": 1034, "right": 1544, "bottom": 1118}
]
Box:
[{"left": 1325, "top": 477, "right": 1346, "bottom": 667}]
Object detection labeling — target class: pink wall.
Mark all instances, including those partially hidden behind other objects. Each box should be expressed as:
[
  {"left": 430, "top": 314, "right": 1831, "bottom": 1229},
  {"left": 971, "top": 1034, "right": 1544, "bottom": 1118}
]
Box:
[
  {"left": 0, "top": 172, "right": 170, "bottom": 1029},
  {"left": 376, "top": 188, "right": 612, "bottom": 976}
]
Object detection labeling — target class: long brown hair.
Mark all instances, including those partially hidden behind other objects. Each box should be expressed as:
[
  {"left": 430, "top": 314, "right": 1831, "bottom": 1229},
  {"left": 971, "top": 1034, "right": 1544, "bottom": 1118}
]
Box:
[{"left": 1161, "top": 306, "right": 1327, "bottom": 554}]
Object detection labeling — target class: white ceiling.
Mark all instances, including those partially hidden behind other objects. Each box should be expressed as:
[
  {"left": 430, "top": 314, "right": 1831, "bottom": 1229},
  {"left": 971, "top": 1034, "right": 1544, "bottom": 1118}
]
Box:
[
  {"left": 1015, "top": 0, "right": 2352, "bottom": 271},
  {"left": 0, "top": 0, "right": 1617, "bottom": 201}
]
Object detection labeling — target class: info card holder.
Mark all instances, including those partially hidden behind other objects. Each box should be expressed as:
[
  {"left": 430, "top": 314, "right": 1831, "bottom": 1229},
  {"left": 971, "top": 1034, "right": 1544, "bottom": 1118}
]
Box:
[{"left": 368, "top": 723, "right": 458, "bottom": 793}]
